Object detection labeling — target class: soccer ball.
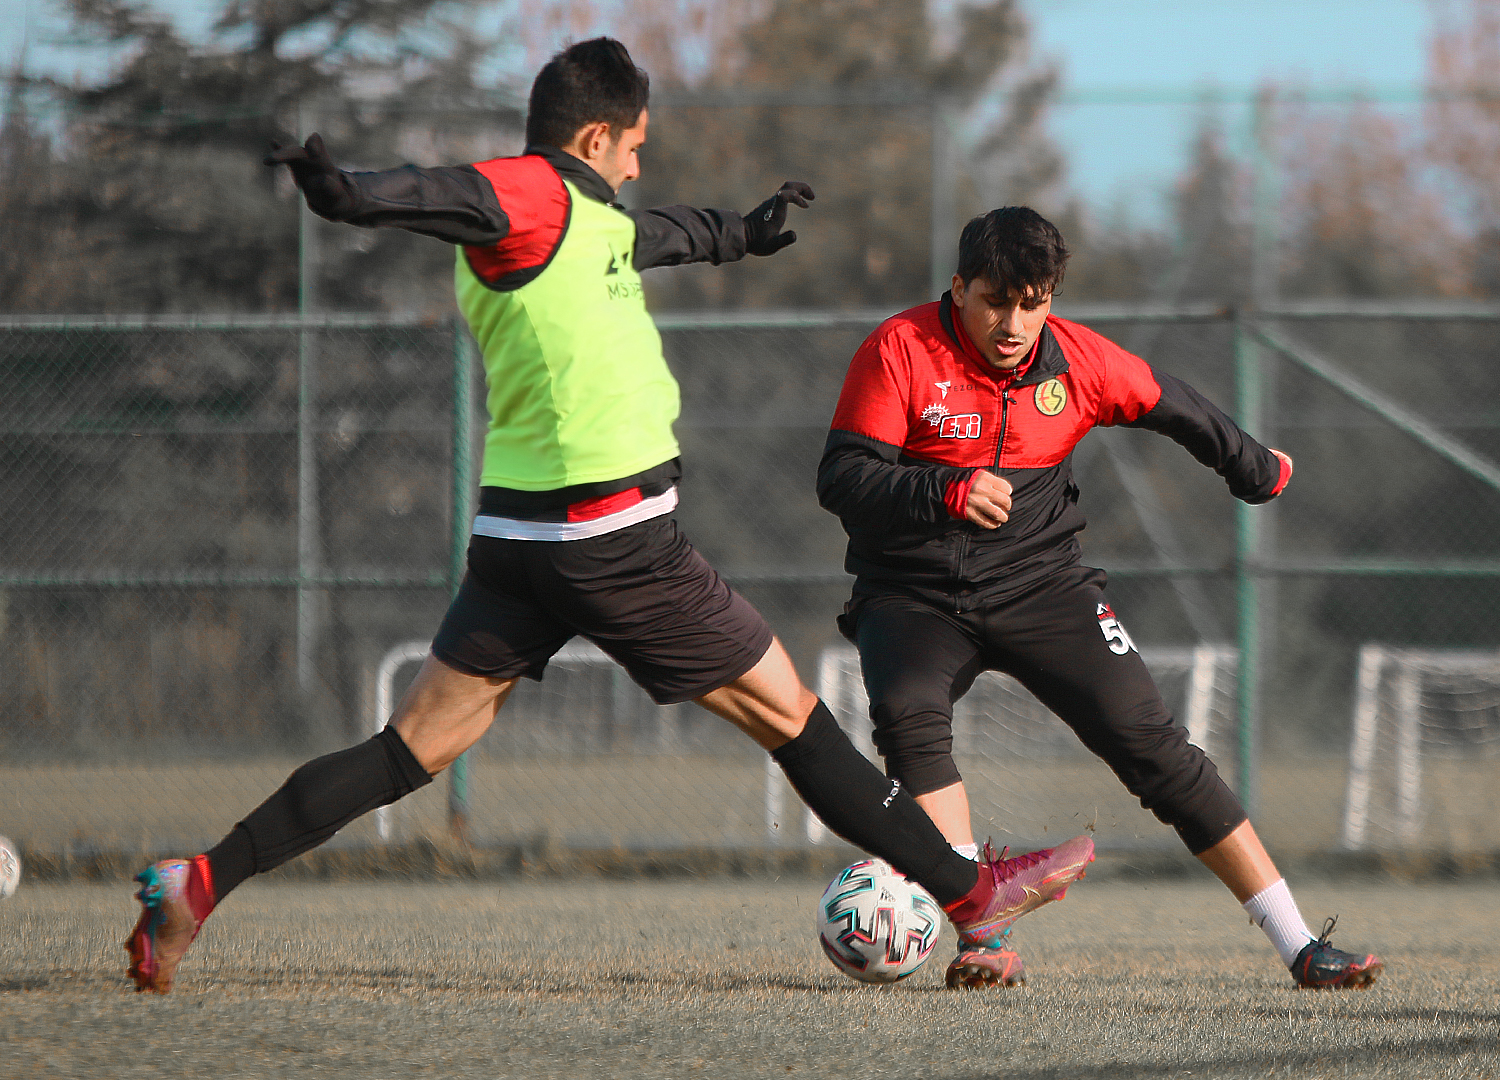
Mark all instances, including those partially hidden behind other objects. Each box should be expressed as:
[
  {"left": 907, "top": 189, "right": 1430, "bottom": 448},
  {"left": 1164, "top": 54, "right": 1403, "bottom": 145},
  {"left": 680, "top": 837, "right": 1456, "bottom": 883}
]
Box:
[
  {"left": 0, "top": 836, "right": 20, "bottom": 899},
  {"left": 817, "top": 858, "right": 940, "bottom": 983}
]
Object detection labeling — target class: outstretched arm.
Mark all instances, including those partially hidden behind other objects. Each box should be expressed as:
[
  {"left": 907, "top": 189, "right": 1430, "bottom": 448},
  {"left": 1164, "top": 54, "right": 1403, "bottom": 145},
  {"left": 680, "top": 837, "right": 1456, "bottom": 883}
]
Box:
[
  {"left": 630, "top": 181, "right": 815, "bottom": 271},
  {"left": 1122, "top": 370, "right": 1291, "bottom": 503},
  {"left": 265, "top": 134, "right": 509, "bottom": 245},
  {"left": 1078, "top": 323, "right": 1291, "bottom": 503}
]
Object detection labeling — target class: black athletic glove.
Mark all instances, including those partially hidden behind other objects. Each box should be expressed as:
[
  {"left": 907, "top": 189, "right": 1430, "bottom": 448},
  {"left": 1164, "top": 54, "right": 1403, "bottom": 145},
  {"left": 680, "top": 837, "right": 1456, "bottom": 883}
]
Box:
[
  {"left": 264, "top": 133, "right": 359, "bottom": 221},
  {"left": 743, "top": 181, "right": 815, "bottom": 256}
]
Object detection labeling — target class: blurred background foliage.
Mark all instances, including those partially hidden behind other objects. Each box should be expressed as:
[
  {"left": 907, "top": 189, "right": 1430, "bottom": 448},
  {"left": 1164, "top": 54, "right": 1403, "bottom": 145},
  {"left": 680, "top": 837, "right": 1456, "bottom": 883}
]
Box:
[{"left": 6, "top": 0, "right": 1500, "bottom": 313}]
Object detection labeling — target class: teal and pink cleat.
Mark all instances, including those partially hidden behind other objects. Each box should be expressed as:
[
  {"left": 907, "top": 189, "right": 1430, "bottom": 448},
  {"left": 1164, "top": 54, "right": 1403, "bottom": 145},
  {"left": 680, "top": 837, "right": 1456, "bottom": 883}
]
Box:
[
  {"left": 945, "top": 836, "right": 1095, "bottom": 949},
  {"left": 125, "top": 856, "right": 215, "bottom": 994},
  {"left": 946, "top": 942, "right": 1026, "bottom": 989}
]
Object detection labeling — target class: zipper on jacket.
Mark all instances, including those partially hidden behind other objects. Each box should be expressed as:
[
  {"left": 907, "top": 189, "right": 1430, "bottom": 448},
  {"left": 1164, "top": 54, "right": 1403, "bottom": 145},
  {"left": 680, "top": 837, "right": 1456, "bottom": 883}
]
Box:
[
  {"left": 953, "top": 385, "right": 1014, "bottom": 615},
  {"left": 994, "top": 388, "right": 1014, "bottom": 470}
]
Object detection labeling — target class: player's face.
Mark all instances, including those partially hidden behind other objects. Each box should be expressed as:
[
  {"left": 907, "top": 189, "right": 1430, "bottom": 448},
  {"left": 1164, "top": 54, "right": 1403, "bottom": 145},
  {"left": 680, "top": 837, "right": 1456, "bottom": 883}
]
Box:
[
  {"left": 950, "top": 275, "right": 1052, "bottom": 371},
  {"left": 600, "top": 109, "right": 648, "bottom": 190}
]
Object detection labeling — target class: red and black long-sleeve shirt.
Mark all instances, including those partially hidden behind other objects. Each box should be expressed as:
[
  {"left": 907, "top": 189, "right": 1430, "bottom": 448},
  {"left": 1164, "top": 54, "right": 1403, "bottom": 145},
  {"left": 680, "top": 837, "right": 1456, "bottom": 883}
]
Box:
[{"left": 817, "top": 293, "right": 1289, "bottom": 611}]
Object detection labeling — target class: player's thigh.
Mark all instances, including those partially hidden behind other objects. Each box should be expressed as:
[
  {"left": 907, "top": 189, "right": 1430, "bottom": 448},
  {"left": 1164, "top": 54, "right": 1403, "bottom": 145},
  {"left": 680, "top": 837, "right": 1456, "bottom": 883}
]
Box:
[
  {"left": 987, "top": 569, "right": 1171, "bottom": 761},
  {"left": 850, "top": 595, "right": 986, "bottom": 728},
  {"left": 537, "top": 515, "right": 776, "bottom": 707},
  {"left": 432, "top": 541, "right": 576, "bottom": 682}
]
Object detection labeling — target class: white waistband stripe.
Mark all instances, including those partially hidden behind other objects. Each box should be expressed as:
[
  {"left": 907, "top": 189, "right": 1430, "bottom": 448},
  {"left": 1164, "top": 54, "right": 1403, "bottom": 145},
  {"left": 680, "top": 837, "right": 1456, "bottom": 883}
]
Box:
[{"left": 472, "top": 487, "right": 678, "bottom": 542}]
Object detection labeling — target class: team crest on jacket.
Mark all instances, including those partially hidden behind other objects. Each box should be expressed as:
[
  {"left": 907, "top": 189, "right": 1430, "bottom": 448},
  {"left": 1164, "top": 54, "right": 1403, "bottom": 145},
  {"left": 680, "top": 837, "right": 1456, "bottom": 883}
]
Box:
[{"left": 1035, "top": 379, "right": 1067, "bottom": 416}]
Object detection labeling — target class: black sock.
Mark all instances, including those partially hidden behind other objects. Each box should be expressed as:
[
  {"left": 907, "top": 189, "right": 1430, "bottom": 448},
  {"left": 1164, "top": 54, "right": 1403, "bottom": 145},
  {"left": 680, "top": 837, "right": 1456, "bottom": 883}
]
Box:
[
  {"left": 771, "top": 701, "right": 978, "bottom": 905},
  {"left": 204, "top": 726, "right": 432, "bottom": 900},
  {"left": 203, "top": 825, "right": 255, "bottom": 902}
]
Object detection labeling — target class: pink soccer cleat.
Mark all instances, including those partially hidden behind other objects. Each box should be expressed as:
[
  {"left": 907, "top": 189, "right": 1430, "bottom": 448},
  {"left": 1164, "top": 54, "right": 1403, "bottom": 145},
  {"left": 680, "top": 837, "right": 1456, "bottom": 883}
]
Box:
[
  {"left": 125, "top": 856, "right": 215, "bottom": 994},
  {"left": 946, "top": 942, "right": 1026, "bottom": 989},
  {"left": 946, "top": 836, "right": 1094, "bottom": 948}
]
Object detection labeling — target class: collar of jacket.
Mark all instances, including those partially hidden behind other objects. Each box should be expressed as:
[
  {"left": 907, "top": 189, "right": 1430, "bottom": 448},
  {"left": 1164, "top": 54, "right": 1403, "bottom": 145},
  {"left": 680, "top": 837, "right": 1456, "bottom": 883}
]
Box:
[
  {"left": 938, "top": 291, "right": 1068, "bottom": 388},
  {"left": 523, "top": 144, "right": 621, "bottom": 207}
]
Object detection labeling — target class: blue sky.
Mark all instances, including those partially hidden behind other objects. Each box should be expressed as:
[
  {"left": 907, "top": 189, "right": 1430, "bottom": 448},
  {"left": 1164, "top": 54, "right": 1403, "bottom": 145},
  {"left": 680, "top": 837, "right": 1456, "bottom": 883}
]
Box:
[
  {"left": 1027, "top": 0, "right": 1432, "bottom": 221},
  {"left": 0, "top": 0, "right": 1435, "bottom": 223}
]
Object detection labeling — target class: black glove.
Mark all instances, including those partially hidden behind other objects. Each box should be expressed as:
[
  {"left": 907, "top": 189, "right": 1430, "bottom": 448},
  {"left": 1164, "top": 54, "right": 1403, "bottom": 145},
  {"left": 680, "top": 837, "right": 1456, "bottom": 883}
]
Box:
[
  {"left": 743, "top": 181, "right": 815, "bottom": 256},
  {"left": 264, "top": 133, "right": 359, "bottom": 221}
]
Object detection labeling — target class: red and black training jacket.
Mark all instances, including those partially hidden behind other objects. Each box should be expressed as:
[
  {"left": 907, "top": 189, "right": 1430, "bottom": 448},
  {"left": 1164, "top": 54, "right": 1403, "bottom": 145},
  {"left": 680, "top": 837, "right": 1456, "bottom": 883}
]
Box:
[{"left": 817, "top": 294, "right": 1290, "bottom": 611}]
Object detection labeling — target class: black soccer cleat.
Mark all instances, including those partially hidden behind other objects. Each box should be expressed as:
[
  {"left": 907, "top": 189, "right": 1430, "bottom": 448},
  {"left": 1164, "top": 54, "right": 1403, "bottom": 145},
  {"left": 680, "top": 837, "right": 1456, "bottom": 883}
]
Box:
[{"left": 1290, "top": 916, "right": 1383, "bottom": 989}]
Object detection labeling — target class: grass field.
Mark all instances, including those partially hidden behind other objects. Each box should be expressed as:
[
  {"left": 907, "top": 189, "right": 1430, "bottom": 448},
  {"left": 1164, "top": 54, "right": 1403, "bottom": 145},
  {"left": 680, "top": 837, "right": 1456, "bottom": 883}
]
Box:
[{"left": 2, "top": 876, "right": 1497, "bottom": 1079}]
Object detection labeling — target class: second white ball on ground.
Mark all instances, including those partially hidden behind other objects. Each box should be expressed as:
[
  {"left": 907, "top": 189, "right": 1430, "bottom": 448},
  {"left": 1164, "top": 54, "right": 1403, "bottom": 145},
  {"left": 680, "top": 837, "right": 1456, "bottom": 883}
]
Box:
[{"left": 0, "top": 835, "right": 20, "bottom": 899}]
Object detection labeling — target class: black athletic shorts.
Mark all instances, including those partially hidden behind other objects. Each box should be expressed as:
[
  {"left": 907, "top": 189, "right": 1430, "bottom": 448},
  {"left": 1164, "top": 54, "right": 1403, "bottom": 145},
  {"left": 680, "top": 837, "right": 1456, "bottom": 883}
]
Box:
[
  {"left": 431, "top": 514, "right": 774, "bottom": 705},
  {"left": 840, "top": 564, "right": 1247, "bottom": 855}
]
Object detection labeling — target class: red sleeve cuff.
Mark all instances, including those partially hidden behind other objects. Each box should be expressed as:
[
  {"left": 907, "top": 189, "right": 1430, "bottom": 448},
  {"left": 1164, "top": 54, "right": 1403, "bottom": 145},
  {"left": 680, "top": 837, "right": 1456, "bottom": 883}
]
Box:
[
  {"left": 1269, "top": 456, "right": 1291, "bottom": 498},
  {"left": 944, "top": 472, "right": 977, "bottom": 520}
]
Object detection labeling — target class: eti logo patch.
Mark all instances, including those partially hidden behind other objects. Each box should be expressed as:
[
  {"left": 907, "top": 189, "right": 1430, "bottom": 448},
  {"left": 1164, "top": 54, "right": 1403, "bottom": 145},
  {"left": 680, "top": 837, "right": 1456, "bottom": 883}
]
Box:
[
  {"left": 938, "top": 414, "right": 982, "bottom": 439},
  {"left": 1035, "top": 378, "right": 1067, "bottom": 416}
]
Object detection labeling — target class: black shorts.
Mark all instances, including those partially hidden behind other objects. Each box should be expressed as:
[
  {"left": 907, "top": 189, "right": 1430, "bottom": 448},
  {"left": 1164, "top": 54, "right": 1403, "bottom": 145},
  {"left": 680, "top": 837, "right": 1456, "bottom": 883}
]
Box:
[
  {"left": 431, "top": 514, "right": 774, "bottom": 705},
  {"left": 841, "top": 565, "right": 1246, "bottom": 855}
]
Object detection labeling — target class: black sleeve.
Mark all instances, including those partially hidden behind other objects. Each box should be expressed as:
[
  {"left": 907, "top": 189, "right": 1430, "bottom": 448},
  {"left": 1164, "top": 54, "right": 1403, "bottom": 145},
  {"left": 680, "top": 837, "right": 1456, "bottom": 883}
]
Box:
[
  {"left": 335, "top": 164, "right": 510, "bottom": 246},
  {"left": 1125, "top": 369, "right": 1283, "bottom": 503},
  {"left": 817, "top": 430, "right": 975, "bottom": 529},
  {"left": 627, "top": 206, "right": 748, "bottom": 270}
]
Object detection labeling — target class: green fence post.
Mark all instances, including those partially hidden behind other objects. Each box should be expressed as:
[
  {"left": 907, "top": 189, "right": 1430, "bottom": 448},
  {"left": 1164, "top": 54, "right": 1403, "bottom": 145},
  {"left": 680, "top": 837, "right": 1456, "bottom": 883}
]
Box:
[
  {"left": 295, "top": 156, "right": 321, "bottom": 698},
  {"left": 1233, "top": 309, "right": 1262, "bottom": 816},
  {"left": 448, "top": 317, "right": 476, "bottom": 842}
]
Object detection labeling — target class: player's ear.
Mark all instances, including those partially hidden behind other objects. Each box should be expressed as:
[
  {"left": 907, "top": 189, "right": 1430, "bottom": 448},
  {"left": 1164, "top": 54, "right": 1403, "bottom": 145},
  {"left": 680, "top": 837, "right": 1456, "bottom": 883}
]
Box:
[{"left": 587, "top": 121, "right": 613, "bottom": 157}]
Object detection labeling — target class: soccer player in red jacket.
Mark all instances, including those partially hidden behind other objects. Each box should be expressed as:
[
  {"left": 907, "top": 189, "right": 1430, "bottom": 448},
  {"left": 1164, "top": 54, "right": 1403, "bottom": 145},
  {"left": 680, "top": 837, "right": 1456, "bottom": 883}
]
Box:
[{"left": 818, "top": 207, "right": 1383, "bottom": 990}]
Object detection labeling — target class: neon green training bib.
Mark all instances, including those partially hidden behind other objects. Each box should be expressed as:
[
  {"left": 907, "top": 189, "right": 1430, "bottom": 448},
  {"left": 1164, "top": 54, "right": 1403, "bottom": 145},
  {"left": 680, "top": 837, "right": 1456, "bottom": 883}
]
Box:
[{"left": 455, "top": 179, "right": 680, "bottom": 491}]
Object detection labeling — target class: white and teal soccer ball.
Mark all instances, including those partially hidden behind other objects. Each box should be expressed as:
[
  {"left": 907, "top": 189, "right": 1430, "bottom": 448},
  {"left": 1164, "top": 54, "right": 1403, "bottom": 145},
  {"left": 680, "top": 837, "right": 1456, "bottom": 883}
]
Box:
[
  {"left": 0, "top": 836, "right": 20, "bottom": 899},
  {"left": 817, "top": 858, "right": 940, "bottom": 983}
]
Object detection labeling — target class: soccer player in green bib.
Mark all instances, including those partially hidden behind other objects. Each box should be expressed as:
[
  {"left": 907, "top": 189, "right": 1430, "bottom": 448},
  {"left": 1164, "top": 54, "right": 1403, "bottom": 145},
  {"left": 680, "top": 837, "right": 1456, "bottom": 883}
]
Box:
[{"left": 126, "top": 38, "right": 1092, "bottom": 994}]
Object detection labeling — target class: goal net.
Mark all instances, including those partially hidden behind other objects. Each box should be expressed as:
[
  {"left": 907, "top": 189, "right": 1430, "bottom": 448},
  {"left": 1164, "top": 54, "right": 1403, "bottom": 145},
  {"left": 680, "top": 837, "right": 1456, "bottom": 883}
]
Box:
[
  {"left": 1341, "top": 645, "right": 1500, "bottom": 851},
  {"left": 799, "top": 643, "right": 1240, "bottom": 848}
]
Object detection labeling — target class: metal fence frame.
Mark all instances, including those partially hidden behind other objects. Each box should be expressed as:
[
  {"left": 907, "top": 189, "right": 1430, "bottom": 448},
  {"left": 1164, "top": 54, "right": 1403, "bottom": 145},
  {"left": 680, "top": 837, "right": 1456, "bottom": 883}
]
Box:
[{"left": 5, "top": 301, "right": 1500, "bottom": 839}]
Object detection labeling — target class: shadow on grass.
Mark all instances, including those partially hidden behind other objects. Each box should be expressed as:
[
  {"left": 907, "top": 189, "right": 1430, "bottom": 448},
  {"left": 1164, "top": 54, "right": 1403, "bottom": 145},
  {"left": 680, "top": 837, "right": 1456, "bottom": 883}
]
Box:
[{"left": 946, "top": 1028, "right": 1500, "bottom": 1080}]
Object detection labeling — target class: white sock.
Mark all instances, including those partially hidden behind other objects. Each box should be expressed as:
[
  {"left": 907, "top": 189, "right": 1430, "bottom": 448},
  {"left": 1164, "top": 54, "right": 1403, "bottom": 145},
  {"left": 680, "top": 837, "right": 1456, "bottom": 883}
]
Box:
[
  {"left": 1242, "top": 878, "right": 1315, "bottom": 967},
  {"left": 953, "top": 842, "right": 980, "bottom": 861}
]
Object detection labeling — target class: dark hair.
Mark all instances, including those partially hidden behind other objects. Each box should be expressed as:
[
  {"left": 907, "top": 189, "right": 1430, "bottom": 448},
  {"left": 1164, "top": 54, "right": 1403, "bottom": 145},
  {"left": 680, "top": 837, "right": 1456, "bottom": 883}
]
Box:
[
  {"left": 525, "top": 37, "right": 650, "bottom": 148},
  {"left": 955, "top": 207, "right": 1070, "bottom": 296}
]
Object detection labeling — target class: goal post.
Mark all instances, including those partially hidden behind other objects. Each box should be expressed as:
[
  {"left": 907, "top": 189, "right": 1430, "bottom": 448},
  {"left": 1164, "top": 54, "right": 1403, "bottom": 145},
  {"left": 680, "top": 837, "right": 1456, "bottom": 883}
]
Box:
[{"left": 1341, "top": 645, "right": 1500, "bottom": 851}]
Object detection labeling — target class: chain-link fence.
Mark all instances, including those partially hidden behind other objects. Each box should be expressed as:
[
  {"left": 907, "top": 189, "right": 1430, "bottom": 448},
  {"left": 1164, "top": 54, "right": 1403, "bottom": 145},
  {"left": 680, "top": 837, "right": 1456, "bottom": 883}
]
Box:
[{"left": 2, "top": 305, "right": 1498, "bottom": 863}]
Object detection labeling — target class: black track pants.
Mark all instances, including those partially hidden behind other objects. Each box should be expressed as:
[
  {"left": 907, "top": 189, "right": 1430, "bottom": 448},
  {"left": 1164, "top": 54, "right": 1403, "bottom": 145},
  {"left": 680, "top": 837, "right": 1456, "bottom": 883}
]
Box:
[{"left": 847, "top": 566, "right": 1247, "bottom": 855}]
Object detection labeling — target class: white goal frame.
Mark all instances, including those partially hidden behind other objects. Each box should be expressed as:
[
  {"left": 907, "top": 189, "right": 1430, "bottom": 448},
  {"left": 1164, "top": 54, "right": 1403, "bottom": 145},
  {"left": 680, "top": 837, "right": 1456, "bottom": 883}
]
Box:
[
  {"left": 370, "top": 639, "right": 623, "bottom": 843},
  {"left": 1340, "top": 644, "right": 1500, "bottom": 850}
]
